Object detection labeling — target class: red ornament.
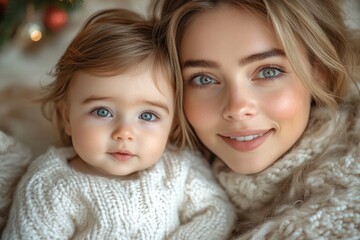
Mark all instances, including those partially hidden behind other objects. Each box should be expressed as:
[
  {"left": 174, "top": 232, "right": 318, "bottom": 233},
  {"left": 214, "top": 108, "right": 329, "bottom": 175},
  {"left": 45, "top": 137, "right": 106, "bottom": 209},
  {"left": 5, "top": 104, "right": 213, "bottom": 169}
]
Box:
[
  {"left": 0, "top": 0, "right": 8, "bottom": 14},
  {"left": 0, "top": 0, "right": 7, "bottom": 7},
  {"left": 43, "top": 6, "right": 68, "bottom": 32}
]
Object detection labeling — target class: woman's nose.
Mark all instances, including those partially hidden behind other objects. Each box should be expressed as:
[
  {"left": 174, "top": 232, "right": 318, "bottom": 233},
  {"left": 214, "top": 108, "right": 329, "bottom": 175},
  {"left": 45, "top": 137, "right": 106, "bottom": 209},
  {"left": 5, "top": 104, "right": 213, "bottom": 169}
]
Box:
[
  {"left": 111, "top": 122, "right": 134, "bottom": 141},
  {"left": 222, "top": 87, "right": 258, "bottom": 121}
]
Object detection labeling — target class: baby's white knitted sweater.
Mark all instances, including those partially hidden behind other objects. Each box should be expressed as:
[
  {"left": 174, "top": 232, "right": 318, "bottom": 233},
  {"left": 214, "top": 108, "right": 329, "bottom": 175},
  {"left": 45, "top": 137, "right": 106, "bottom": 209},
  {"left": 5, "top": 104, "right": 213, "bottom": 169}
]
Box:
[
  {"left": 214, "top": 91, "right": 360, "bottom": 239},
  {"left": 2, "top": 147, "right": 236, "bottom": 239},
  {"left": 0, "top": 132, "right": 31, "bottom": 234}
]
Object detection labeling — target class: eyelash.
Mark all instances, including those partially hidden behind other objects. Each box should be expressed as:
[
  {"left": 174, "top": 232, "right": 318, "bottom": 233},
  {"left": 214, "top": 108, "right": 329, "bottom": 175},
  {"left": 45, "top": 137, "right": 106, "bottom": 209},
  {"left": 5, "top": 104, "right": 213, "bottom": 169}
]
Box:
[
  {"left": 185, "top": 64, "right": 287, "bottom": 88},
  {"left": 89, "top": 107, "right": 161, "bottom": 122},
  {"left": 254, "top": 64, "right": 286, "bottom": 80},
  {"left": 90, "top": 106, "right": 113, "bottom": 118},
  {"left": 186, "top": 72, "right": 217, "bottom": 89},
  {"left": 139, "top": 111, "right": 160, "bottom": 122}
]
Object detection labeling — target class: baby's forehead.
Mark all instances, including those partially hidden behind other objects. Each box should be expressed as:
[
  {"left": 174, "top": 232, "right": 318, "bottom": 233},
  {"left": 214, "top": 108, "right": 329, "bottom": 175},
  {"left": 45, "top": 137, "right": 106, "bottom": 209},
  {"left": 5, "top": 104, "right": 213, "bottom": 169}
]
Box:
[
  {"left": 65, "top": 55, "right": 174, "bottom": 101},
  {"left": 68, "top": 68, "right": 173, "bottom": 102},
  {"left": 145, "top": 59, "right": 174, "bottom": 90}
]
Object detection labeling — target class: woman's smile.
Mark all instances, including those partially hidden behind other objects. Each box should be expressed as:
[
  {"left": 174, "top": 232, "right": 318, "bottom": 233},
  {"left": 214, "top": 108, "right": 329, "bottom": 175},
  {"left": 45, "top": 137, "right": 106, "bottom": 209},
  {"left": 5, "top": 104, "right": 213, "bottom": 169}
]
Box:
[{"left": 220, "top": 129, "right": 273, "bottom": 152}]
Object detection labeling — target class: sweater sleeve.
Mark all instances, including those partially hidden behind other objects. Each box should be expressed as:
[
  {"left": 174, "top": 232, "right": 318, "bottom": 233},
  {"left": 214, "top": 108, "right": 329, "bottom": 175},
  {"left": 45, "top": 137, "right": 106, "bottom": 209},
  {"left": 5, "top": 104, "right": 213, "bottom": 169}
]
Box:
[
  {"left": 168, "top": 150, "right": 237, "bottom": 240},
  {"left": 1, "top": 158, "right": 76, "bottom": 239}
]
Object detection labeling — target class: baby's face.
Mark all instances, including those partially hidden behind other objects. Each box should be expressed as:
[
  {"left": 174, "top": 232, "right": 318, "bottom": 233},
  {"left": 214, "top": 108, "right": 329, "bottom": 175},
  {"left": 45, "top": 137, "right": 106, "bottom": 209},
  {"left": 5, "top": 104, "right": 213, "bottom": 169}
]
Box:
[{"left": 63, "top": 62, "right": 174, "bottom": 176}]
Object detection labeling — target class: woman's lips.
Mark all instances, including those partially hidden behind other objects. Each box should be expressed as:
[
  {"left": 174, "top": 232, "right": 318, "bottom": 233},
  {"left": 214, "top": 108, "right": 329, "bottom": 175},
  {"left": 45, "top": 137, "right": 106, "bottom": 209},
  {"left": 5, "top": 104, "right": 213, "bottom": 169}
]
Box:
[{"left": 220, "top": 129, "right": 273, "bottom": 152}]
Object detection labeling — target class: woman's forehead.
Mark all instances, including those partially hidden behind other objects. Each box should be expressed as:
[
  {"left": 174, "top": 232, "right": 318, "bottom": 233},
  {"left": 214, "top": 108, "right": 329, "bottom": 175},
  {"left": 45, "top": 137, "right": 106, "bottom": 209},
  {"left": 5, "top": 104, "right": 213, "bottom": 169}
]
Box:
[{"left": 180, "top": 5, "right": 282, "bottom": 62}]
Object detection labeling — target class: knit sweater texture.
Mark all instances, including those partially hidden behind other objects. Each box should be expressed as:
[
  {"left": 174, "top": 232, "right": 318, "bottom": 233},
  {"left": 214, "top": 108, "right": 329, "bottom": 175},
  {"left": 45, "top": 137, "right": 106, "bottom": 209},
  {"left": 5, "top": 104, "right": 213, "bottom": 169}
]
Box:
[
  {"left": 0, "top": 132, "right": 31, "bottom": 234},
  {"left": 213, "top": 91, "right": 360, "bottom": 239},
  {"left": 2, "top": 147, "right": 236, "bottom": 239}
]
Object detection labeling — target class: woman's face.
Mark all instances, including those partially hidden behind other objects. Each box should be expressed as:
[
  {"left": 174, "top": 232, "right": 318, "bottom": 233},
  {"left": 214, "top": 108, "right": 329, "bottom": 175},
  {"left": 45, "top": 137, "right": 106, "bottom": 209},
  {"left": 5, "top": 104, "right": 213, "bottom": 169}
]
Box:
[{"left": 180, "top": 5, "right": 312, "bottom": 174}]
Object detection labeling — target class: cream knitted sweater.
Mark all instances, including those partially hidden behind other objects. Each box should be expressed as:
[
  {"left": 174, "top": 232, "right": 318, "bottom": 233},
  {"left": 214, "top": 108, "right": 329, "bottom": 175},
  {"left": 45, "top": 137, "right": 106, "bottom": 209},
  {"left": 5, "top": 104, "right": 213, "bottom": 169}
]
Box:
[
  {"left": 213, "top": 93, "right": 360, "bottom": 239},
  {"left": 0, "top": 132, "right": 31, "bottom": 234},
  {"left": 2, "top": 147, "right": 236, "bottom": 239}
]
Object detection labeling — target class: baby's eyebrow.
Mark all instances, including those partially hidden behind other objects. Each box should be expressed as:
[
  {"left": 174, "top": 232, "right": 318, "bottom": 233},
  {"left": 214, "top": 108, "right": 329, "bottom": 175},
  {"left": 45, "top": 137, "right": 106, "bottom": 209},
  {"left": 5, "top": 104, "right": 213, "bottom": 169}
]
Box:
[
  {"left": 142, "top": 100, "right": 170, "bottom": 114},
  {"left": 82, "top": 96, "right": 113, "bottom": 104},
  {"left": 82, "top": 97, "right": 170, "bottom": 114}
]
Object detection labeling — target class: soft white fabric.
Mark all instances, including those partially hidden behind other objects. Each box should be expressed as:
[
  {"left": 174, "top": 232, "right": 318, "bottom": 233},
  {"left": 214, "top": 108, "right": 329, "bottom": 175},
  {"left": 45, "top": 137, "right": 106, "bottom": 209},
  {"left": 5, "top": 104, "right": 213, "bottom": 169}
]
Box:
[
  {"left": 0, "top": 131, "right": 32, "bottom": 234},
  {"left": 213, "top": 92, "right": 360, "bottom": 239},
  {"left": 2, "top": 147, "right": 236, "bottom": 239}
]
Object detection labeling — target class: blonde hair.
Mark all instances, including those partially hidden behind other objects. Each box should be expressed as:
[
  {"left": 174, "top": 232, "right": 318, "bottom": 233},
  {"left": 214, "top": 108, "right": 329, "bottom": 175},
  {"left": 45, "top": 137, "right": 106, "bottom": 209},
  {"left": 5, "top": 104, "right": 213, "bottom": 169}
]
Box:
[
  {"left": 41, "top": 9, "right": 175, "bottom": 146},
  {"left": 153, "top": 0, "right": 360, "bottom": 151}
]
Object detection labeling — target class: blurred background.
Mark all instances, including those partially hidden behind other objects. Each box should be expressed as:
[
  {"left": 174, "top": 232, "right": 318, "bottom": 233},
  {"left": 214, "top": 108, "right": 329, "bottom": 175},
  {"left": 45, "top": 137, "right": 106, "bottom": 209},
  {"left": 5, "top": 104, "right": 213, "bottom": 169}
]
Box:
[
  {"left": 0, "top": 0, "right": 358, "bottom": 157},
  {"left": 0, "top": 0, "right": 152, "bottom": 89}
]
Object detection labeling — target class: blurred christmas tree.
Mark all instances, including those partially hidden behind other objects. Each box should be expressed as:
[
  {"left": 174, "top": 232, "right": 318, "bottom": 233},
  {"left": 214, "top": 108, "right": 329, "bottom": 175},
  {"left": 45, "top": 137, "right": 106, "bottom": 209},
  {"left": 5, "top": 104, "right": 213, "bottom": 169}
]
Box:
[{"left": 0, "top": 0, "right": 82, "bottom": 50}]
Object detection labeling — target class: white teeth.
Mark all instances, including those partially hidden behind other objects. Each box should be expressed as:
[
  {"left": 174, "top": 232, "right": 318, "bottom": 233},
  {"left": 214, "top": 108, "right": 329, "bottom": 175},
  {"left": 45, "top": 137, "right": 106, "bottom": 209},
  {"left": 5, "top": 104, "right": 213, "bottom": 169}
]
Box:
[{"left": 229, "top": 133, "right": 264, "bottom": 142}]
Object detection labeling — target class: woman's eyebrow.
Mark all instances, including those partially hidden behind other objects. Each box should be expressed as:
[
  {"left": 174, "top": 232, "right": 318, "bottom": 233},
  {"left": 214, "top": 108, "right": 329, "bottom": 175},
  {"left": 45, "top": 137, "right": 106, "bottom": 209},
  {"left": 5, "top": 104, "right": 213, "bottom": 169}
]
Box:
[
  {"left": 182, "top": 59, "right": 219, "bottom": 70},
  {"left": 182, "top": 48, "right": 285, "bottom": 70},
  {"left": 238, "top": 48, "right": 285, "bottom": 66}
]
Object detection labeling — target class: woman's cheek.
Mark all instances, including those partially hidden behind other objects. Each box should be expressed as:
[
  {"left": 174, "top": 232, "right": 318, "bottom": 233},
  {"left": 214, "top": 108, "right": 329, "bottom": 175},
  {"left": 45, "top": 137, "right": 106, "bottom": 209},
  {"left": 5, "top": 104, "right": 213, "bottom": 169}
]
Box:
[
  {"left": 183, "top": 91, "right": 211, "bottom": 128},
  {"left": 271, "top": 93, "right": 296, "bottom": 119},
  {"left": 263, "top": 88, "right": 307, "bottom": 120}
]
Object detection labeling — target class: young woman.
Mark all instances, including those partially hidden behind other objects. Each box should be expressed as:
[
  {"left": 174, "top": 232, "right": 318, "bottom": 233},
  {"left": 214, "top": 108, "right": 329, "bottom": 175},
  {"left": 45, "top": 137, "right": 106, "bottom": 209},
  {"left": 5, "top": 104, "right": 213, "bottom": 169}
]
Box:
[{"left": 154, "top": 0, "right": 360, "bottom": 238}]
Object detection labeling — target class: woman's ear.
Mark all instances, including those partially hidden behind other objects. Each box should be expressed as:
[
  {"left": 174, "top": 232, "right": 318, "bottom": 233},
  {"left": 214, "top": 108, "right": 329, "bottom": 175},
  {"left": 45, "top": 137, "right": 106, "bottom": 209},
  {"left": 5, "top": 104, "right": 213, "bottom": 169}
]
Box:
[{"left": 59, "top": 102, "right": 72, "bottom": 136}]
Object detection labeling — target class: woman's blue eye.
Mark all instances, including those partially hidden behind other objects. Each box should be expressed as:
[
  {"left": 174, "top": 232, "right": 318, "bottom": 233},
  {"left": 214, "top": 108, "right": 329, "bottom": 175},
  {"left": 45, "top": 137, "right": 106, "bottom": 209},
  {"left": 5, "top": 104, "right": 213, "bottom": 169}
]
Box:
[
  {"left": 139, "top": 112, "right": 157, "bottom": 121},
  {"left": 95, "top": 108, "right": 112, "bottom": 118},
  {"left": 191, "top": 75, "right": 217, "bottom": 85},
  {"left": 257, "top": 67, "right": 283, "bottom": 79}
]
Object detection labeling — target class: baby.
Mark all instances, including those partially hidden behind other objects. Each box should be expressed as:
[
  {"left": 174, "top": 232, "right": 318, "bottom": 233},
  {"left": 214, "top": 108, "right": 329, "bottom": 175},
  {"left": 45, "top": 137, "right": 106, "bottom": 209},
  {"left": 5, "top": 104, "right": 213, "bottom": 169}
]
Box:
[{"left": 2, "top": 8, "right": 236, "bottom": 239}]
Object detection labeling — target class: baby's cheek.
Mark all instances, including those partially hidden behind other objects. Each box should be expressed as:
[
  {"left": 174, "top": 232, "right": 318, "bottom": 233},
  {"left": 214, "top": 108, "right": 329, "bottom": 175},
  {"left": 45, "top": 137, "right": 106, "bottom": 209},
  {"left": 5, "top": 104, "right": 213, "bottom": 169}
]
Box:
[{"left": 72, "top": 125, "right": 101, "bottom": 152}]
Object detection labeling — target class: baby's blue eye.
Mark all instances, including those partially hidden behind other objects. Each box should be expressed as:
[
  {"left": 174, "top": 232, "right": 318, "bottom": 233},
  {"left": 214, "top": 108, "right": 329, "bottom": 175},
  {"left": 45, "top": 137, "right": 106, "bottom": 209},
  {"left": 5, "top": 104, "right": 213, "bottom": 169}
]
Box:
[
  {"left": 95, "top": 108, "right": 112, "bottom": 117},
  {"left": 192, "top": 75, "right": 217, "bottom": 85},
  {"left": 139, "top": 112, "right": 157, "bottom": 121},
  {"left": 257, "top": 67, "right": 282, "bottom": 79}
]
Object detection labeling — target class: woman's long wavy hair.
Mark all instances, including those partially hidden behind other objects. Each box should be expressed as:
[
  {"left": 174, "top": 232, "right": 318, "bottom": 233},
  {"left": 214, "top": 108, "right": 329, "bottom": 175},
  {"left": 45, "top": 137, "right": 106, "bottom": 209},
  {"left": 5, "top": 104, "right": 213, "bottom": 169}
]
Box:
[{"left": 153, "top": 0, "right": 360, "bottom": 152}]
